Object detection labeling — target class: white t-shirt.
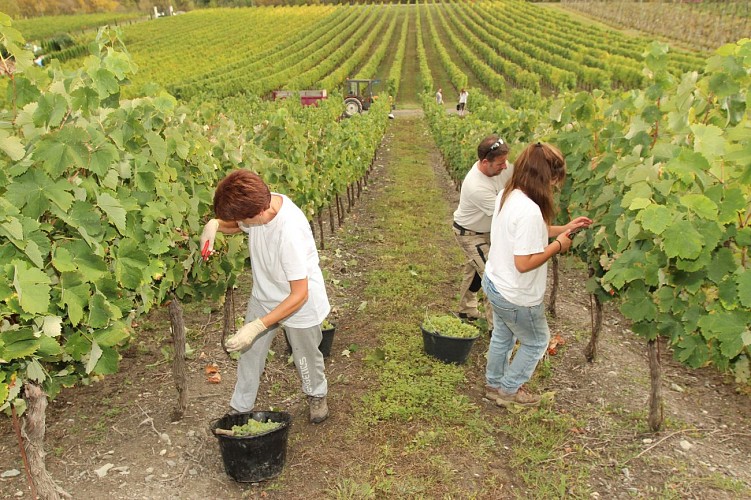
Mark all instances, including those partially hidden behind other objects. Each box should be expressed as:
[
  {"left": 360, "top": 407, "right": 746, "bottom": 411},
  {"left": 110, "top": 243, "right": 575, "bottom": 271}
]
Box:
[
  {"left": 485, "top": 189, "right": 549, "bottom": 307},
  {"left": 459, "top": 91, "right": 468, "bottom": 104},
  {"left": 453, "top": 161, "right": 513, "bottom": 233},
  {"left": 238, "top": 194, "right": 330, "bottom": 328}
]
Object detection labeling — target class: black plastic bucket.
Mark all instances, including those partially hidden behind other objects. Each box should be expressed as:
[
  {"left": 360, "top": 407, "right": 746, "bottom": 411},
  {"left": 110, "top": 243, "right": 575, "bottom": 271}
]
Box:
[
  {"left": 318, "top": 326, "right": 335, "bottom": 357},
  {"left": 284, "top": 326, "right": 336, "bottom": 358},
  {"left": 421, "top": 327, "right": 478, "bottom": 364},
  {"left": 210, "top": 411, "right": 291, "bottom": 482}
]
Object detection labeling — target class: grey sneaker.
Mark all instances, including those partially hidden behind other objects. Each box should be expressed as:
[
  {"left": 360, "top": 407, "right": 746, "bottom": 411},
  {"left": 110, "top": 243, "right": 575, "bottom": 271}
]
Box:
[
  {"left": 485, "top": 385, "right": 541, "bottom": 407},
  {"left": 309, "top": 396, "right": 329, "bottom": 423}
]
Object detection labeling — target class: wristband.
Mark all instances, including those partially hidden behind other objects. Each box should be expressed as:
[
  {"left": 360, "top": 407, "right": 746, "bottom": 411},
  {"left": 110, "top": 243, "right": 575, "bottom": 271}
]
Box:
[{"left": 554, "top": 240, "right": 562, "bottom": 253}]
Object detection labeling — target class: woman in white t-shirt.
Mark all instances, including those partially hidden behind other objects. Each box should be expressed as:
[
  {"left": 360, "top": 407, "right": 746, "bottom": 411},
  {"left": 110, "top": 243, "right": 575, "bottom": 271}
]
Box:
[
  {"left": 200, "top": 170, "right": 330, "bottom": 423},
  {"left": 483, "top": 143, "right": 592, "bottom": 407}
]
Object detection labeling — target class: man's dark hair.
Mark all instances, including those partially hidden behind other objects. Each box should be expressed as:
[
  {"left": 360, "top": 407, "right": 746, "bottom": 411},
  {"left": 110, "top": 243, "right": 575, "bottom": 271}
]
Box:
[{"left": 477, "top": 135, "right": 510, "bottom": 161}]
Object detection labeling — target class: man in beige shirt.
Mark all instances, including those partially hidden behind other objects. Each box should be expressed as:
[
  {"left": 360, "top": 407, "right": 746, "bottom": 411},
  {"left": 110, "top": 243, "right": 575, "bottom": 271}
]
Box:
[{"left": 452, "top": 135, "right": 513, "bottom": 331}]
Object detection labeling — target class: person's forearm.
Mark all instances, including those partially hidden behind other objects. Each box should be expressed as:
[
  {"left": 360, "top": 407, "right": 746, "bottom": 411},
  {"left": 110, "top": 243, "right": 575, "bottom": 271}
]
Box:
[
  {"left": 548, "top": 225, "right": 566, "bottom": 237},
  {"left": 260, "top": 291, "right": 307, "bottom": 327},
  {"left": 514, "top": 241, "right": 562, "bottom": 273},
  {"left": 216, "top": 219, "right": 242, "bottom": 234}
]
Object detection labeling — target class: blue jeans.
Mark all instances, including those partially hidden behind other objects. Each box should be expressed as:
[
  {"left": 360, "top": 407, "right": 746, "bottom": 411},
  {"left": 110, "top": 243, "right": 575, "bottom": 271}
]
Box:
[{"left": 482, "top": 274, "right": 550, "bottom": 394}]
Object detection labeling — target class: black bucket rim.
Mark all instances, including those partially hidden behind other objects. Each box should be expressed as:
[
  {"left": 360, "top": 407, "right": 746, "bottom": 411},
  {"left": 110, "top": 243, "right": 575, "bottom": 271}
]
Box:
[
  {"left": 210, "top": 411, "right": 291, "bottom": 440},
  {"left": 420, "top": 325, "right": 480, "bottom": 341}
]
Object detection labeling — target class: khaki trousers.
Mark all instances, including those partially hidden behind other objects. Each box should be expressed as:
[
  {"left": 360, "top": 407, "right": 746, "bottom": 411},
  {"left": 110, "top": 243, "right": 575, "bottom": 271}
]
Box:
[{"left": 453, "top": 228, "right": 493, "bottom": 329}]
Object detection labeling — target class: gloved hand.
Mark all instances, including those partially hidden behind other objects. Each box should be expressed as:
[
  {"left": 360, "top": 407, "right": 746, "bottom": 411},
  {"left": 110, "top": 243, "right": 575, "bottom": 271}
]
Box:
[
  {"left": 225, "top": 318, "right": 267, "bottom": 352},
  {"left": 200, "top": 219, "right": 220, "bottom": 261}
]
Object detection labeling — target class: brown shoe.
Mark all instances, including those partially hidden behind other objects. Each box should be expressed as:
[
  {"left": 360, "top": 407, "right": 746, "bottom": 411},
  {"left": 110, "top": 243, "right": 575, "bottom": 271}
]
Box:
[
  {"left": 308, "top": 396, "right": 329, "bottom": 423},
  {"left": 486, "top": 385, "right": 541, "bottom": 407}
]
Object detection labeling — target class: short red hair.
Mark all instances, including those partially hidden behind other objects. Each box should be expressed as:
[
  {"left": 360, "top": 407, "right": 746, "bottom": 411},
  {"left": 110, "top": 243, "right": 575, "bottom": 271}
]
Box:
[{"left": 213, "top": 170, "right": 271, "bottom": 221}]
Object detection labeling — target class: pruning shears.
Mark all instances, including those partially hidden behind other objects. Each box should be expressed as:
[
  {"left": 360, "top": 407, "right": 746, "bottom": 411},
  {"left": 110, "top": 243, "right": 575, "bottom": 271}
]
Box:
[{"left": 201, "top": 240, "right": 212, "bottom": 262}]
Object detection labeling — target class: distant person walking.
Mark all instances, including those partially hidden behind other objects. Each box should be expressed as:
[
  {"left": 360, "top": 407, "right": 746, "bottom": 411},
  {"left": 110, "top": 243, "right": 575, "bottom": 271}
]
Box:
[
  {"left": 458, "top": 88, "right": 468, "bottom": 116},
  {"left": 436, "top": 88, "right": 443, "bottom": 105}
]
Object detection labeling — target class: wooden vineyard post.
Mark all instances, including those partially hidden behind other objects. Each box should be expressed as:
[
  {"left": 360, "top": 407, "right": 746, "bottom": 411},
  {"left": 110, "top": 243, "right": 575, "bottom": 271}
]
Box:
[
  {"left": 223, "top": 287, "right": 235, "bottom": 352},
  {"left": 317, "top": 213, "right": 325, "bottom": 250},
  {"left": 169, "top": 296, "right": 188, "bottom": 421},
  {"left": 20, "top": 382, "right": 70, "bottom": 499},
  {"left": 328, "top": 205, "right": 335, "bottom": 234},
  {"left": 647, "top": 339, "right": 664, "bottom": 432},
  {"left": 336, "top": 193, "right": 343, "bottom": 226},
  {"left": 584, "top": 293, "right": 603, "bottom": 362},
  {"left": 546, "top": 254, "right": 559, "bottom": 318}
]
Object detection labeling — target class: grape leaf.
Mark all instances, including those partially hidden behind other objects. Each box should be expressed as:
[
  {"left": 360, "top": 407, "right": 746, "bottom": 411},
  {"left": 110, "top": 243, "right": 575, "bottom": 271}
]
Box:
[
  {"left": 737, "top": 271, "right": 751, "bottom": 308},
  {"left": 698, "top": 310, "right": 750, "bottom": 358},
  {"left": 13, "top": 260, "right": 50, "bottom": 315},
  {"left": 85, "top": 341, "right": 103, "bottom": 374},
  {"left": 96, "top": 192, "right": 127, "bottom": 235},
  {"left": 691, "top": 124, "right": 725, "bottom": 162},
  {"left": 638, "top": 204, "right": 673, "bottom": 235},
  {"left": 663, "top": 220, "right": 703, "bottom": 259},
  {"left": 0, "top": 129, "right": 25, "bottom": 161},
  {"left": 26, "top": 359, "right": 46, "bottom": 383}
]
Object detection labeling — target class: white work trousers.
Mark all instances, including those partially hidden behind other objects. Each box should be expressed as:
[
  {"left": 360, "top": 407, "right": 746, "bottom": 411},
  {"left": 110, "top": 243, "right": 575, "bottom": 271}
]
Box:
[{"left": 230, "top": 296, "right": 328, "bottom": 412}]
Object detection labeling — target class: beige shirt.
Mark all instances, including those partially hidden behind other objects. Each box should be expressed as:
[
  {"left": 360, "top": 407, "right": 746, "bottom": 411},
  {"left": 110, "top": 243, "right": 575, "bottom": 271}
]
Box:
[{"left": 453, "top": 161, "right": 513, "bottom": 233}]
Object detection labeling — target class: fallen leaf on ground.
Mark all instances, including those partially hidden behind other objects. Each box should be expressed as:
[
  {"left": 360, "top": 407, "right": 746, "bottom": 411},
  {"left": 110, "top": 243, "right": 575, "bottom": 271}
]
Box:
[
  {"left": 547, "top": 334, "right": 565, "bottom": 355},
  {"left": 207, "top": 373, "right": 221, "bottom": 384},
  {"left": 205, "top": 363, "right": 219, "bottom": 375}
]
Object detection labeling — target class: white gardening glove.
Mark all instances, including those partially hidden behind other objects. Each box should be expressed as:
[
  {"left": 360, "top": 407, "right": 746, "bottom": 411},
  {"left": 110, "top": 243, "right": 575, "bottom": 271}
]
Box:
[
  {"left": 225, "top": 318, "right": 267, "bottom": 352},
  {"left": 200, "top": 219, "right": 219, "bottom": 261}
]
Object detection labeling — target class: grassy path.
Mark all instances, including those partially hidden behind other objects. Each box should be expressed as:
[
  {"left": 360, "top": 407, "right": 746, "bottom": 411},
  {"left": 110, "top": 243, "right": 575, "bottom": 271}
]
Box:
[{"left": 269, "top": 113, "right": 515, "bottom": 497}]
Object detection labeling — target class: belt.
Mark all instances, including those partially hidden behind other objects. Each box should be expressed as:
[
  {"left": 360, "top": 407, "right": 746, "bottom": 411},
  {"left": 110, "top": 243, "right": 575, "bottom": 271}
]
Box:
[{"left": 453, "top": 222, "right": 487, "bottom": 236}]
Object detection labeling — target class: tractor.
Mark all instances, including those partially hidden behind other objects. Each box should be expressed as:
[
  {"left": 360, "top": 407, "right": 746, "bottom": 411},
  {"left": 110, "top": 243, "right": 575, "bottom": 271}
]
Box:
[{"left": 342, "top": 78, "right": 381, "bottom": 117}]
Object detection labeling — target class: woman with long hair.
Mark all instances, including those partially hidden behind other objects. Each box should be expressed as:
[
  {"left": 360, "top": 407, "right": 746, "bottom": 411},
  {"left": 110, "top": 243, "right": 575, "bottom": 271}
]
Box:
[{"left": 483, "top": 142, "right": 592, "bottom": 407}]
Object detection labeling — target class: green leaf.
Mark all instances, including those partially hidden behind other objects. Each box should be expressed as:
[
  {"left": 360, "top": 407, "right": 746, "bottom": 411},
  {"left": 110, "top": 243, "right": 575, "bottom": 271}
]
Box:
[
  {"left": 42, "top": 316, "right": 62, "bottom": 337},
  {"left": 4, "top": 169, "right": 52, "bottom": 218},
  {"left": 145, "top": 131, "right": 167, "bottom": 166},
  {"left": 679, "top": 194, "right": 718, "bottom": 220},
  {"left": 96, "top": 192, "right": 126, "bottom": 234},
  {"left": 13, "top": 260, "right": 50, "bottom": 315},
  {"left": 53, "top": 242, "right": 108, "bottom": 282},
  {"left": 738, "top": 271, "right": 751, "bottom": 308},
  {"left": 691, "top": 124, "right": 725, "bottom": 162},
  {"left": 0, "top": 329, "right": 39, "bottom": 362},
  {"left": 85, "top": 341, "right": 102, "bottom": 374},
  {"left": 0, "top": 216, "right": 23, "bottom": 240},
  {"left": 26, "top": 359, "right": 46, "bottom": 383},
  {"left": 662, "top": 220, "right": 703, "bottom": 259},
  {"left": 89, "top": 141, "right": 119, "bottom": 177},
  {"left": 638, "top": 204, "right": 673, "bottom": 235},
  {"left": 675, "top": 334, "right": 710, "bottom": 368},
  {"left": 60, "top": 273, "right": 90, "bottom": 326},
  {"left": 734, "top": 355, "right": 750, "bottom": 384},
  {"left": 698, "top": 311, "right": 750, "bottom": 358},
  {"left": 92, "top": 68, "right": 120, "bottom": 98},
  {"left": 13, "top": 77, "right": 41, "bottom": 109},
  {"left": 88, "top": 291, "right": 121, "bottom": 328},
  {"left": 114, "top": 239, "right": 148, "bottom": 289},
  {"left": 34, "top": 128, "right": 88, "bottom": 177},
  {"left": 70, "top": 86, "right": 100, "bottom": 112},
  {"left": 93, "top": 345, "right": 120, "bottom": 375},
  {"left": 620, "top": 285, "right": 657, "bottom": 324},
  {"left": 37, "top": 335, "right": 63, "bottom": 358},
  {"left": 33, "top": 93, "right": 68, "bottom": 128},
  {"left": 0, "top": 129, "right": 25, "bottom": 161},
  {"left": 46, "top": 179, "right": 75, "bottom": 213},
  {"left": 94, "top": 322, "right": 130, "bottom": 347},
  {"left": 706, "top": 248, "right": 737, "bottom": 285},
  {"left": 23, "top": 240, "right": 43, "bottom": 268}
]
